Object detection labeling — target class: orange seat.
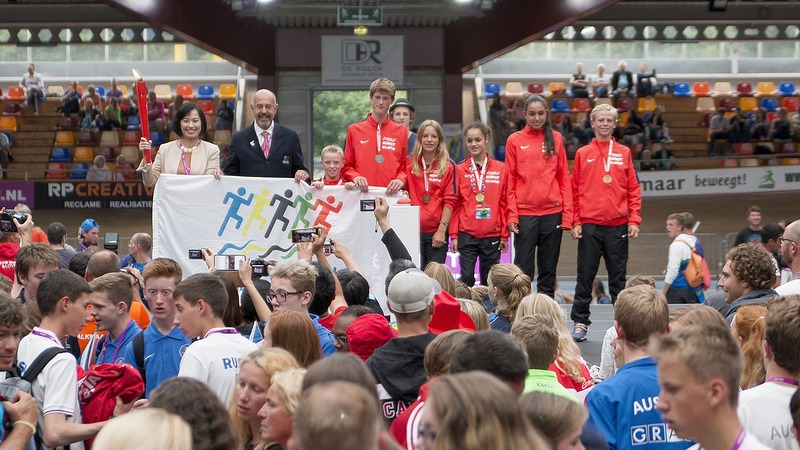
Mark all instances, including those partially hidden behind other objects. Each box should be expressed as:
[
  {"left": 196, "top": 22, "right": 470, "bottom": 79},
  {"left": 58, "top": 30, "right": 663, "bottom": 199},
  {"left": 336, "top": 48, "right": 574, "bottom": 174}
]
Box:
[
  {"left": 175, "top": 84, "right": 193, "bottom": 99},
  {"left": 739, "top": 97, "right": 758, "bottom": 112},
  {"left": 781, "top": 157, "right": 800, "bottom": 165},
  {"left": 54, "top": 131, "right": 74, "bottom": 147},
  {"left": 637, "top": 97, "right": 656, "bottom": 113},
  {"left": 6, "top": 86, "right": 25, "bottom": 102},
  {"left": 74, "top": 146, "right": 94, "bottom": 163},
  {"left": 755, "top": 82, "right": 776, "bottom": 97},
  {"left": 693, "top": 82, "right": 711, "bottom": 97},
  {"left": 546, "top": 82, "right": 566, "bottom": 97},
  {"left": 0, "top": 116, "right": 17, "bottom": 132},
  {"left": 219, "top": 84, "right": 236, "bottom": 100}
]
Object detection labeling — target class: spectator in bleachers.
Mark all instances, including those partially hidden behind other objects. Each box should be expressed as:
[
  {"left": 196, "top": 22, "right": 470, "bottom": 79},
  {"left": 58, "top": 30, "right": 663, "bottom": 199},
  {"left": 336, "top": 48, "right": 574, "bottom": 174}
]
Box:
[
  {"left": 106, "top": 78, "right": 123, "bottom": 100},
  {"left": 0, "top": 132, "right": 10, "bottom": 179},
  {"left": 100, "top": 97, "right": 123, "bottom": 131},
  {"left": 82, "top": 84, "right": 102, "bottom": 110},
  {"left": 708, "top": 108, "right": 730, "bottom": 155},
  {"left": 750, "top": 108, "right": 771, "bottom": 141},
  {"left": 654, "top": 145, "right": 677, "bottom": 170},
  {"left": 166, "top": 95, "right": 184, "bottom": 135},
  {"left": 19, "top": 63, "right": 44, "bottom": 116},
  {"left": 728, "top": 107, "right": 752, "bottom": 144},
  {"left": 558, "top": 114, "right": 579, "bottom": 157},
  {"left": 634, "top": 62, "right": 656, "bottom": 98},
  {"left": 86, "top": 155, "right": 112, "bottom": 181},
  {"left": 113, "top": 155, "right": 135, "bottom": 181},
  {"left": 621, "top": 108, "right": 646, "bottom": 149},
  {"left": 770, "top": 107, "right": 792, "bottom": 141},
  {"left": 576, "top": 113, "right": 594, "bottom": 144},
  {"left": 568, "top": 62, "right": 590, "bottom": 98},
  {"left": 58, "top": 81, "right": 82, "bottom": 116},
  {"left": 511, "top": 98, "right": 526, "bottom": 130},
  {"left": 610, "top": 60, "right": 633, "bottom": 100},
  {"left": 127, "top": 82, "right": 139, "bottom": 116},
  {"left": 79, "top": 97, "right": 99, "bottom": 130},
  {"left": 646, "top": 105, "right": 671, "bottom": 144},
  {"left": 147, "top": 91, "right": 166, "bottom": 133},
  {"left": 489, "top": 92, "right": 511, "bottom": 157},
  {"left": 590, "top": 63, "right": 611, "bottom": 98},
  {"left": 215, "top": 100, "right": 234, "bottom": 130},
  {"left": 390, "top": 98, "right": 417, "bottom": 155},
  {"left": 791, "top": 105, "right": 800, "bottom": 141}
]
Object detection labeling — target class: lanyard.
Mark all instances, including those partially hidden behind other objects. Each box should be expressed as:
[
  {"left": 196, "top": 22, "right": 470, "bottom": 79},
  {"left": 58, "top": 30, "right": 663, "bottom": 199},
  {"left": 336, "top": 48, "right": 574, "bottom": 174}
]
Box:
[
  {"left": 469, "top": 156, "right": 487, "bottom": 195},
  {"left": 767, "top": 376, "right": 800, "bottom": 386},
  {"left": 178, "top": 139, "right": 197, "bottom": 175},
  {"left": 204, "top": 327, "right": 239, "bottom": 339},
  {"left": 376, "top": 121, "right": 382, "bottom": 155},
  {"left": 731, "top": 428, "right": 745, "bottom": 450},
  {"left": 31, "top": 328, "right": 62, "bottom": 346},
  {"left": 98, "top": 320, "right": 134, "bottom": 363}
]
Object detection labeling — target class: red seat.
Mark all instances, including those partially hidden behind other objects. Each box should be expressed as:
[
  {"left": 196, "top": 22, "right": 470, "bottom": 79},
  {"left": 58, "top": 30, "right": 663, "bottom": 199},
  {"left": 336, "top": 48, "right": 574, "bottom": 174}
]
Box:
[
  {"left": 2, "top": 102, "right": 21, "bottom": 116},
  {"left": 571, "top": 98, "right": 591, "bottom": 112},
  {"left": 123, "top": 130, "right": 142, "bottom": 145},
  {"left": 552, "top": 113, "right": 565, "bottom": 125},
  {"left": 615, "top": 97, "right": 633, "bottom": 112},
  {"left": 736, "top": 82, "right": 754, "bottom": 96},
  {"left": 6, "top": 86, "right": 25, "bottom": 102},
  {"left": 527, "top": 82, "right": 545, "bottom": 95},
  {"left": 782, "top": 97, "right": 800, "bottom": 111},
  {"left": 175, "top": 84, "right": 193, "bottom": 99},
  {"left": 196, "top": 100, "right": 214, "bottom": 115},
  {"left": 693, "top": 82, "right": 711, "bottom": 97},
  {"left": 46, "top": 163, "right": 67, "bottom": 179},
  {"left": 58, "top": 116, "right": 78, "bottom": 131},
  {"left": 777, "top": 142, "right": 796, "bottom": 154},
  {"left": 718, "top": 97, "right": 736, "bottom": 111},
  {"left": 698, "top": 113, "right": 712, "bottom": 128},
  {"left": 734, "top": 143, "right": 754, "bottom": 155}
]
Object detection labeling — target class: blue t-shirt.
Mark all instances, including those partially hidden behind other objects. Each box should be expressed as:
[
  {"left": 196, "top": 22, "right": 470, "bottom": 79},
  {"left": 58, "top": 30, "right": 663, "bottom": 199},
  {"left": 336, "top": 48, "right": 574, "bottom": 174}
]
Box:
[
  {"left": 309, "top": 313, "right": 337, "bottom": 357},
  {"left": 96, "top": 320, "right": 141, "bottom": 365},
  {"left": 119, "top": 323, "right": 192, "bottom": 398},
  {"left": 586, "top": 356, "right": 693, "bottom": 450}
]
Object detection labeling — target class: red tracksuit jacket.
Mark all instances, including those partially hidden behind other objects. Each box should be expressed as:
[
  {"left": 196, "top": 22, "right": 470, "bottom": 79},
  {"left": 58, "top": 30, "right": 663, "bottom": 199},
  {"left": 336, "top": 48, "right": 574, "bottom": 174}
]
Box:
[
  {"left": 342, "top": 114, "right": 408, "bottom": 187},
  {"left": 406, "top": 156, "right": 457, "bottom": 233},
  {"left": 449, "top": 155, "right": 509, "bottom": 240}
]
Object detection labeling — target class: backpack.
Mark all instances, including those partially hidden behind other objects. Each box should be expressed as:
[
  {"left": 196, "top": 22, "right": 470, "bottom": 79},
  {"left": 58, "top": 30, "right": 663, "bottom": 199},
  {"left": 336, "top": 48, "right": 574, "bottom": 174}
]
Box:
[
  {"left": 0, "top": 347, "right": 70, "bottom": 450},
  {"left": 679, "top": 241, "right": 706, "bottom": 289}
]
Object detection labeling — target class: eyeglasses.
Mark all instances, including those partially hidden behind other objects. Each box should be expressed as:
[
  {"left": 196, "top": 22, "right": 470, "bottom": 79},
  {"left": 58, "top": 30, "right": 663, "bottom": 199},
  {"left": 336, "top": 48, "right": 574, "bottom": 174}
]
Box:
[
  {"left": 780, "top": 237, "right": 796, "bottom": 245},
  {"left": 417, "top": 424, "right": 437, "bottom": 443},
  {"left": 334, "top": 333, "right": 348, "bottom": 344},
  {"left": 267, "top": 290, "right": 301, "bottom": 304}
]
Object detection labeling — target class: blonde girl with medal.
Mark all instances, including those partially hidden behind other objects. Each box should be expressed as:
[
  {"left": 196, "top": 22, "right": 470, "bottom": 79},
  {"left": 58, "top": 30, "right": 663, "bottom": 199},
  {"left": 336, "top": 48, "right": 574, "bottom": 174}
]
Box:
[
  {"left": 406, "top": 119, "right": 457, "bottom": 269},
  {"left": 449, "top": 122, "right": 509, "bottom": 286},
  {"left": 505, "top": 95, "right": 573, "bottom": 298}
]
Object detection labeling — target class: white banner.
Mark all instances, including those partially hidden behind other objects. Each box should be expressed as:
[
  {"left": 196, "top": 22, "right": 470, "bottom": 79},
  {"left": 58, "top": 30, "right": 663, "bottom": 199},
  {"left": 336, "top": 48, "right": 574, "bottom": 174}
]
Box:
[
  {"left": 638, "top": 165, "right": 800, "bottom": 197},
  {"left": 321, "top": 35, "right": 404, "bottom": 86},
  {"left": 152, "top": 175, "right": 419, "bottom": 306}
]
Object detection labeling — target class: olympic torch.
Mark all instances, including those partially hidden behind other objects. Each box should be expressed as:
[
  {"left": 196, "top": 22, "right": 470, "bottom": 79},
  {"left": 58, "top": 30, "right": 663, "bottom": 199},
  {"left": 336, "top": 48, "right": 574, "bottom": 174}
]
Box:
[{"left": 132, "top": 69, "right": 151, "bottom": 164}]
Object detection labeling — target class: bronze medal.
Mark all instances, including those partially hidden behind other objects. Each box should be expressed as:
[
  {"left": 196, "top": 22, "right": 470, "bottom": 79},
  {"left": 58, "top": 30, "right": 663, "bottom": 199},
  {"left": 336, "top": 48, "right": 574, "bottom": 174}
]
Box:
[
  {"left": 603, "top": 174, "right": 612, "bottom": 184},
  {"left": 422, "top": 194, "right": 431, "bottom": 204},
  {"left": 475, "top": 193, "right": 485, "bottom": 203},
  {"left": 375, "top": 154, "right": 384, "bottom": 164}
]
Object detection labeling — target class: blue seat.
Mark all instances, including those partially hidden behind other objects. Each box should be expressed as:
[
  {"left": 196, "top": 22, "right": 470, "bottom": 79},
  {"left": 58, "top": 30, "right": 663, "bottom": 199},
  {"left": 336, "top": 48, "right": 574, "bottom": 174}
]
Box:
[
  {"left": 95, "top": 86, "right": 106, "bottom": 99},
  {"left": 778, "top": 82, "right": 797, "bottom": 97},
  {"left": 126, "top": 115, "right": 141, "bottom": 130},
  {"left": 196, "top": 84, "right": 215, "bottom": 100},
  {"left": 485, "top": 82, "right": 501, "bottom": 97},
  {"left": 761, "top": 97, "right": 779, "bottom": 112},
  {"left": 70, "top": 163, "right": 89, "bottom": 179},
  {"left": 673, "top": 82, "right": 692, "bottom": 97},
  {"left": 50, "top": 147, "right": 71, "bottom": 163},
  {"left": 551, "top": 98, "right": 570, "bottom": 114},
  {"left": 3, "top": 132, "right": 11, "bottom": 148},
  {"left": 150, "top": 131, "right": 165, "bottom": 146}
]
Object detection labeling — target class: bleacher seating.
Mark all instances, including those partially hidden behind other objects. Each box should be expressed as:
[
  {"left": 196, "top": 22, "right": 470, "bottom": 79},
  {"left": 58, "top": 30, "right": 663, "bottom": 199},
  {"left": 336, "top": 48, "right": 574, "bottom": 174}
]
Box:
[
  {"left": 778, "top": 82, "right": 797, "bottom": 97},
  {"left": 734, "top": 143, "right": 754, "bottom": 155},
  {"left": 755, "top": 82, "right": 776, "bottom": 97},
  {"left": 528, "top": 82, "right": 544, "bottom": 95},
  {"left": 712, "top": 82, "right": 733, "bottom": 97},
  {"left": 126, "top": 115, "right": 141, "bottom": 130},
  {"left": 196, "top": 84, "right": 215, "bottom": 100},
  {"left": 54, "top": 131, "right": 74, "bottom": 146},
  {"left": 176, "top": 84, "right": 194, "bottom": 99},
  {"left": 739, "top": 158, "right": 759, "bottom": 167},
  {"left": 484, "top": 82, "right": 501, "bottom": 98},
  {"left": 74, "top": 146, "right": 94, "bottom": 163},
  {"left": 545, "top": 82, "right": 566, "bottom": 97},
  {"left": 594, "top": 98, "right": 612, "bottom": 106},
  {"left": 6, "top": 87, "right": 25, "bottom": 102},
  {"left": 551, "top": 99, "right": 569, "bottom": 114},
  {"left": 505, "top": 82, "right": 524, "bottom": 98},
  {"left": 219, "top": 84, "right": 236, "bottom": 100},
  {"left": 637, "top": 97, "right": 656, "bottom": 113},
  {"left": 47, "top": 86, "right": 64, "bottom": 96},
  {"left": 739, "top": 97, "right": 758, "bottom": 112},
  {"left": 150, "top": 131, "right": 165, "bottom": 146},
  {"left": 692, "top": 82, "right": 711, "bottom": 97},
  {"left": 50, "top": 147, "right": 71, "bottom": 163},
  {"left": 95, "top": 86, "right": 106, "bottom": 99},
  {"left": 99, "top": 147, "right": 116, "bottom": 161},
  {"left": 736, "top": 82, "right": 754, "bottom": 96},
  {"left": 46, "top": 163, "right": 67, "bottom": 179},
  {"left": 213, "top": 129, "right": 232, "bottom": 146},
  {"left": 121, "top": 146, "right": 140, "bottom": 164},
  {"left": 2, "top": 103, "right": 21, "bottom": 116},
  {"left": 197, "top": 100, "right": 214, "bottom": 115},
  {"left": 695, "top": 97, "right": 715, "bottom": 113},
  {"left": 0, "top": 116, "right": 17, "bottom": 132},
  {"left": 571, "top": 98, "right": 591, "bottom": 113},
  {"left": 672, "top": 82, "right": 692, "bottom": 97},
  {"left": 78, "top": 130, "right": 97, "bottom": 145},
  {"left": 615, "top": 97, "right": 633, "bottom": 112},
  {"left": 154, "top": 84, "right": 172, "bottom": 101},
  {"left": 70, "top": 162, "right": 89, "bottom": 179},
  {"left": 123, "top": 130, "right": 142, "bottom": 145},
  {"left": 99, "top": 131, "right": 120, "bottom": 147},
  {"left": 777, "top": 142, "right": 796, "bottom": 154},
  {"left": 761, "top": 97, "right": 779, "bottom": 112},
  {"left": 718, "top": 97, "right": 736, "bottom": 111},
  {"left": 782, "top": 97, "right": 799, "bottom": 111},
  {"left": 58, "top": 116, "right": 78, "bottom": 131}
]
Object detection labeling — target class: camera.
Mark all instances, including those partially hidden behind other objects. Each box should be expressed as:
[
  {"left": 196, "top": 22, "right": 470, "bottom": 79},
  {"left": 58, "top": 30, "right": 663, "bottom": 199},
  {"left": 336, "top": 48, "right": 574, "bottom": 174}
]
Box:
[
  {"left": 104, "top": 232, "right": 119, "bottom": 253},
  {"left": 215, "top": 254, "right": 246, "bottom": 271},
  {"left": 360, "top": 199, "right": 375, "bottom": 212},
  {"left": 250, "top": 258, "right": 274, "bottom": 277},
  {"left": 0, "top": 211, "right": 27, "bottom": 233},
  {"left": 291, "top": 228, "right": 318, "bottom": 243},
  {"left": 188, "top": 249, "right": 204, "bottom": 260}
]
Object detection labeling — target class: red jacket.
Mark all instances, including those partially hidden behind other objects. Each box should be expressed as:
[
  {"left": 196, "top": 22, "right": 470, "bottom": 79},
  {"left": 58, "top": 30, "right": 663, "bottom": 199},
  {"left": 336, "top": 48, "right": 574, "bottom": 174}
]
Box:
[
  {"left": 406, "top": 156, "right": 457, "bottom": 233},
  {"left": 449, "top": 156, "right": 509, "bottom": 240},
  {"left": 571, "top": 138, "right": 642, "bottom": 227},
  {"left": 342, "top": 114, "right": 408, "bottom": 187},
  {"left": 505, "top": 127, "right": 573, "bottom": 228}
]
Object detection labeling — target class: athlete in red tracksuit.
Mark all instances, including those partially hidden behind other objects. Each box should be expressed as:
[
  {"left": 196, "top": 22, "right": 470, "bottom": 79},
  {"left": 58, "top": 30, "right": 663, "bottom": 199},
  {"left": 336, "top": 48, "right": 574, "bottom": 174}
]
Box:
[
  {"left": 569, "top": 103, "right": 642, "bottom": 342},
  {"left": 449, "top": 122, "right": 508, "bottom": 286},
  {"left": 406, "top": 120, "right": 457, "bottom": 268},
  {"left": 505, "top": 95, "right": 573, "bottom": 297},
  {"left": 341, "top": 78, "right": 407, "bottom": 194}
]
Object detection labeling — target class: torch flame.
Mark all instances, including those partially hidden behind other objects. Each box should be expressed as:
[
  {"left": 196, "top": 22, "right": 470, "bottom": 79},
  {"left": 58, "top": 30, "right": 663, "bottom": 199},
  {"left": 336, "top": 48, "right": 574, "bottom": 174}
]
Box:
[{"left": 131, "top": 69, "right": 142, "bottom": 81}]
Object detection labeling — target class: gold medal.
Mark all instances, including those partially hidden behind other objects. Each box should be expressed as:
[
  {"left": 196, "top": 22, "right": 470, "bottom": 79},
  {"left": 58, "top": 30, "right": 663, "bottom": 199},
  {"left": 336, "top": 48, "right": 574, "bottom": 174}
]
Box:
[
  {"left": 475, "top": 193, "right": 485, "bottom": 203},
  {"left": 375, "top": 154, "right": 384, "bottom": 164},
  {"left": 422, "top": 194, "right": 431, "bottom": 204},
  {"left": 603, "top": 174, "right": 612, "bottom": 184}
]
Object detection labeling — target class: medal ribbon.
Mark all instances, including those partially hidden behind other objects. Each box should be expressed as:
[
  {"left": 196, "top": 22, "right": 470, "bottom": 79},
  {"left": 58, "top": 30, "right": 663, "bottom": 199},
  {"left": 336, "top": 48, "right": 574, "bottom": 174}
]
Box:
[
  {"left": 178, "top": 139, "right": 194, "bottom": 175},
  {"left": 469, "top": 157, "right": 487, "bottom": 196},
  {"left": 731, "top": 428, "right": 745, "bottom": 450},
  {"left": 376, "top": 121, "right": 382, "bottom": 158},
  {"left": 602, "top": 139, "right": 613, "bottom": 176},
  {"left": 422, "top": 157, "right": 431, "bottom": 195}
]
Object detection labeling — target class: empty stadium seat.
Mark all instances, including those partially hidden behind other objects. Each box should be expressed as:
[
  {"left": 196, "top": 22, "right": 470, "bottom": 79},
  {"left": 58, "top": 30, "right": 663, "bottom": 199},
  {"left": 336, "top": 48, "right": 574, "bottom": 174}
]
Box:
[
  {"left": 552, "top": 113, "right": 565, "bottom": 125},
  {"left": 46, "top": 86, "right": 64, "bottom": 96},
  {"left": 734, "top": 143, "right": 754, "bottom": 156},
  {"left": 99, "top": 130, "right": 119, "bottom": 147},
  {"left": 615, "top": 97, "right": 633, "bottom": 112},
  {"left": 153, "top": 84, "right": 172, "bottom": 101},
  {"left": 739, "top": 158, "right": 759, "bottom": 167},
  {"left": 50, "top": 147, "right": 71, "bottom": 163},
  {"left": 739, "top": 97, "right": 758, "bottom": 112},
  {"left": 6, "top": 86, "right": 25, "bottom": 102},
  {"left": 672, "top": 82, "right": 692, "bottom": 97},
  {"left": 618, "top": 111, "right": 630, "bottom": 126},
  {"left": 546, "top": 82, "right": 566, "bottom": 97},
  {"left": 712, "top": 82, "right": 733, "bottom": 97},
  {"left": 718, "top": 97, "right": 736, "bottom": 111},
  {"left": 196, "top": 84, "right": 215, "bottom": 100},
  {"left": 54, "top": 131, "right": 74, "bottom": 146},
  {"left": 2, "top": 103, "right": 21, "bottom": 116},
  {"left": 637, "top": 97, "right": 656, "bottom": 113},
  {"left": 693, "top": 82, "right": 711, "bottom": 97},
  {"left": 121, "top": 146, "right": 140, "bottom": 164},
  {"left": 720, "top": 158, "right": 738, "bottom": 168},
  {"left": 782, "top": 97, "right": 799, "bottom": 111},
  {"left": 551, "top": 98, "right": 570, "bottom": 114},
  {"left": 46, "top": 163, "right": 67, "bottom": 179},
  {"left": 778, "top": 82, "right": 797, "bottom": 97},
  {"left": 571, "top": 98, "right": 591, "bottom": 113},
  {"left": 74, "top": 146, "right": 94, "bottom": 163},
  {"left": 70, "top": 163, "right": 89, "bottom": 179},
  {"left": 123, "top": 130, "right": 142, "bottom": 145},
  {"left": 197, "top": 100, "right": 214, "bottom": 115},
  {"left": 58, "top": 116, "right": 78, "bottom": 131},
  {"left": 484, "top": 82, "right": 501, "bottom": 98},
  {"left": 736, "top": 82, "right": 754, "bottom": 96},
  {"left": 78, "top": 130, "right": 97, "bottom": 145},
  {"left": 504, "top": 82, "right": 524, "bottom": 98},
  {"left": 527, "top": 82, "right": 544, "bottom": 95},
  {"left": 777, "top": 142, "right": 796, "bottom": 154},
  {"left": 594, "top": 98, "right": 613, "bottom": 106},
  {"left": 150, "top": 131, "right": 165, "bottom": 146},
  {"left": 755, "top": 82, "right": 776, "bottom": 97},
  {"left": 695, "top": 97, "right": 716, "bottom": 113},
  {"left": 219, "top": 84, "right": 236, "bottom": 100},
  {"left": 0, "top": 117, "right": 17, "bottom": 132},
  {"left": 126, "top": 115, "right": 141, "bottom": 130},
  {"left": 95, "top": 86, "right": 106, "bottom": 99},
  {"left": 781, "top": 157, "right": 800, "bottom": 165},
  {"left": 761, "top": 97, "right": 780, "bottom": 112},
  {"left": 176, "top": 84, "right": 193, "bottom": 99},
  {"left": 118, "top": 85, "right": 128, "bottom": 98}
]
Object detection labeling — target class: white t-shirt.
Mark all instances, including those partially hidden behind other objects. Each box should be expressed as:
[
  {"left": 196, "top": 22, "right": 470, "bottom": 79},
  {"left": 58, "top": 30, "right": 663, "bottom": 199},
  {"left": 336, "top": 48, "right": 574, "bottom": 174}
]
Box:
[
  {"left": 776, "top": 279, "right": 800, "bottom": 296},
  {"left": 738, "top": 382, "right": 800, "bottom": 450},
  {"left": 688, "top": 432, "right": 771, "bottom": 450},
  {"left": 178, "top": 327, "right": 258, "bottom": 405},
  {"left": 17, "top": 327, "right": 85, "bottom": 450}
]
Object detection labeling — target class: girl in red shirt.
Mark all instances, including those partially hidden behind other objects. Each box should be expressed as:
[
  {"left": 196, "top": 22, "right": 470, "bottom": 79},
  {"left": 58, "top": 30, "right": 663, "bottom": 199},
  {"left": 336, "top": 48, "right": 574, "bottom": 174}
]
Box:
[{"left": 406, "top": 120, "right": 457, "bottom": 269}]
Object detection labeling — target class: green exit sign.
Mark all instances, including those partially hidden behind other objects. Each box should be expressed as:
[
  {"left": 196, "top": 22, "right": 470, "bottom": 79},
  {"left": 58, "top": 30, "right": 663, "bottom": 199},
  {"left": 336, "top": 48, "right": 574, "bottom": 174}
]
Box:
[{"left": 338, "top": 6, "right": 383, "bottom": 26}]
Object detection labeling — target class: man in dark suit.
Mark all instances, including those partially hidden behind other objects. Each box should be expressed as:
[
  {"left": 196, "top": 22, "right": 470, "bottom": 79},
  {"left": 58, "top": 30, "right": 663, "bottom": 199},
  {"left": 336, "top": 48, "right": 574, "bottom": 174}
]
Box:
[{"left": 223, "top": 89, "right": 309, "bottom": 181}]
